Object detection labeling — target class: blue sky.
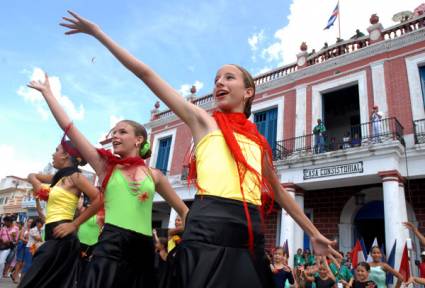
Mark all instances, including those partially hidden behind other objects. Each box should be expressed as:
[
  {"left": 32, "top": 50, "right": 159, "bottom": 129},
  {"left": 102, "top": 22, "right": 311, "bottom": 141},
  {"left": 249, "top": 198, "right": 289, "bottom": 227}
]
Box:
[{"left": 0, "top": 0, "right": 420, "bottom": 179}]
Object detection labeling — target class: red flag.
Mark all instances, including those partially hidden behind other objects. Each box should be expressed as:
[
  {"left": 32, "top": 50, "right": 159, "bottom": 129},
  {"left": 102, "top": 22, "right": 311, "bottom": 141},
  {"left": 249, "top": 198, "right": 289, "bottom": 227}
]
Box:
[
  {"left": 398, "top": 243, "right": 410, "bottom": 281},
  {"left": 351, "top": 240, "right": 366, "bottom": 268}
]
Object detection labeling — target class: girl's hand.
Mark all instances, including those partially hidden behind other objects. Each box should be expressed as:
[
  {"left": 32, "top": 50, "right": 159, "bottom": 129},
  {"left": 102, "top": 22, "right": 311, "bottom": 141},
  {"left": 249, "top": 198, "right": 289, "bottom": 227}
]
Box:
[
  {"left": 27, "top": 73, "right": 51, "bottom": 94},
  {"left": 282, "top": 265, "right": 291, "bottom": 272},
  {"left": 53, "top": 222, "right": 77, "bottom": 238},
  {"left": 60, "top": 10, "right": 100, "bottom": 36},
  {"left": 311, "top": 233, "right": 340, "bottom": 258}
]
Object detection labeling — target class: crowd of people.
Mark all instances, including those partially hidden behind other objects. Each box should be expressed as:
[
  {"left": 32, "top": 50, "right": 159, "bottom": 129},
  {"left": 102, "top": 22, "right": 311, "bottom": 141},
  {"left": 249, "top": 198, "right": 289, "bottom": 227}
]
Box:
[{"left": 266, "top": 244, "right": 422, "bottom": 288}]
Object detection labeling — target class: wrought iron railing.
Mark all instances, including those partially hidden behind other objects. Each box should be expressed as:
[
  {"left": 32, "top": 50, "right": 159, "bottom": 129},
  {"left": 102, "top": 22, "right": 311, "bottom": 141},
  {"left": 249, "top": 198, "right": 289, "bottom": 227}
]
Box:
[
  {"left": 274, "top": 117, "right": 404, "bottom": 160},
  {"left": 414, "top": 118, "right": 425, "bottom": 144}
]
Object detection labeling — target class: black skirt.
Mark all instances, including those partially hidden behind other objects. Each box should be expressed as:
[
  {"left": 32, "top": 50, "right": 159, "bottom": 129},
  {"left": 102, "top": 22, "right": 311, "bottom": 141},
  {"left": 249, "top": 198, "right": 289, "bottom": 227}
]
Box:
[
  {"left": 164, "top": 195, "right": 274, "bottom": 288},
  {"left": 79, "top": 223, "right": 157, "bottom": 288},
  {"left": 19, "top": 220, "right": 81, "bottom": 288}
]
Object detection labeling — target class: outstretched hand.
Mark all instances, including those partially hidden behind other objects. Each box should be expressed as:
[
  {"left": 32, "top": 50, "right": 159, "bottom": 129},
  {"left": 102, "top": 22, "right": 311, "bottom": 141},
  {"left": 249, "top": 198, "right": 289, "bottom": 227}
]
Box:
[
  {"left": 311, "top": 233, "right": 340, "bottom": 258},
  {"left": 60, "top": 10, "right": 100, "bottom": 36},
  {"left": 27, "top": 73, "right": 51, "bottom": 93}
]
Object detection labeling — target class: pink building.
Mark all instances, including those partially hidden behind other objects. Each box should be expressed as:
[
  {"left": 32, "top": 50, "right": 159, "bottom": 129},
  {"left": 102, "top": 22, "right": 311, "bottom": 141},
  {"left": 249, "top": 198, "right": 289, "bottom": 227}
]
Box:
[{"left": 137, "top": 13, "right": 425, "bottom": 270}]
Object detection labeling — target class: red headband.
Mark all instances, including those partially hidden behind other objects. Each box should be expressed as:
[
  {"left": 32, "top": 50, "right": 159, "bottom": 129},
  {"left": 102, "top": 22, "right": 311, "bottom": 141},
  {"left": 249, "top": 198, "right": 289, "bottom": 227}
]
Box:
[{"left": 60, "top": 123, "right": 82, "bottom": 158}]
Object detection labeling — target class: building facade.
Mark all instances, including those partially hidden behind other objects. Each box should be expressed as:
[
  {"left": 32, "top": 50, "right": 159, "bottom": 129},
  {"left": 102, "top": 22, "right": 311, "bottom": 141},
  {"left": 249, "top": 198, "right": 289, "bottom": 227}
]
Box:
[
  {"left": 0, "top": 176, "right": 32, "bottom": 222},
  {"left": 141, "top": 13, "right": 425, "bottom": 269}
]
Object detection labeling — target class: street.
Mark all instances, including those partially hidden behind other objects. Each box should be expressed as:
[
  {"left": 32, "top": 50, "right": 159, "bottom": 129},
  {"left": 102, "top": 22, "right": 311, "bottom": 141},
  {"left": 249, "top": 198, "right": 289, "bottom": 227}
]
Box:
[{"left": 0, "top": 277, "right": 18, "bottom": 288}]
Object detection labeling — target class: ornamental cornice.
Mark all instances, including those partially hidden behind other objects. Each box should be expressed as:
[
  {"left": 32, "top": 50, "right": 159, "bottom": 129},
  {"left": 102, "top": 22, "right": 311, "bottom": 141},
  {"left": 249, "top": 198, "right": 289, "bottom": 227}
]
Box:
[{"left": 256, "top": 28, "right": 425, "bottom": 93}]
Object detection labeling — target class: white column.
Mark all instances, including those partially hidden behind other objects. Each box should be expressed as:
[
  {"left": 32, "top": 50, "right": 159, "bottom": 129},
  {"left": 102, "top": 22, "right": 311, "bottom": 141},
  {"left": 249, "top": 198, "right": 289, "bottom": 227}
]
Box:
[
  {"left": 294, "top": 192, "right": 305, "bottom": 252},
  {"left": 371, "top": 61, "right": 388, "bottom": 116},
  {"left": 381, "top": 172, "right": 409, "bottom": 269},
  {"left": 295, "top": 85, "right": 307, "bottom": 137},
  {"left": 280, "top": 187, "right": 296, "bottom": 267},
  {"left": 168, "top": 208, "right": 178, "bottom": 228},
  {"left": 338, "top": 223, "right": 354, "bottom": 253}
]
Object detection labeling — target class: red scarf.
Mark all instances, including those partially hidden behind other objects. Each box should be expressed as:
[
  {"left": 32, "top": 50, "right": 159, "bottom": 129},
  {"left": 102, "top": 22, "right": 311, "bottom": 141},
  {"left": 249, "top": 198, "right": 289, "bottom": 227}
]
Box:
[
  {"left": 188, "top": 111, "right": 275, "bottom": 251},
  {"left": 96, "top": 148, "right": 146, "bottom": 219}
]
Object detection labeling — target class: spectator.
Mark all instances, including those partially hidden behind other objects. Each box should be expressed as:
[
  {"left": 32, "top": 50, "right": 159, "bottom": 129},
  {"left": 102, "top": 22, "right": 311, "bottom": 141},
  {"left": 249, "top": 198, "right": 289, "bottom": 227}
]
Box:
[
  {"left": 271, "top": 247, "right": 295, "bottom": 288},
  {"left": 304, "top": 256, "right": 336, "bottom": 288},
  {"left": 305, "top": 249, "right": 316, "bottom": 266},
  {"left": 21, "top": 217, "right": 44, "bottom": 277},
  {"left": 351, "top": 133, "right": 361, "bottom": 147},
  {"left": 351, "top": 29, "right": 366, "bottom": 39},
  {"left": 313, "top": 119, "right": 326, "bottom": 154},
  {"left": 342, "top": 132, "right": 351, "bottom": 149},
  {"left": 329, "top": 254, "right": 353, "bottom": 284},
  {"left": 11, "top": 218, "right": 33, "bottom": 284},
  {"left": 3, "top": 217, "right": 19, "bottom": 278},
  {"left": 294, "top": 248, "right": 306, "bottom": 267},
  {"left": 417, "top": 251, "right": 425, "bottom": 279},
  {"left": 346, "top": 262, "right": 377, "bottom": 288},
  {"left": 370, "top": 105, "right": 383, "bottom": 143},
  {"left": 0, "top": 216, "right": 19, "bottom": 277}
]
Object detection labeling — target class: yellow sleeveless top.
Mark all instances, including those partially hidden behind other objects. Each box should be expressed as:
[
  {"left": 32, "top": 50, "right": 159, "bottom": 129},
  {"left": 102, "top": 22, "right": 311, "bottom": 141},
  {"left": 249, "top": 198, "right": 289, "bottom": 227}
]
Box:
[
  {"left": 45, "top": 182, "right": 79, "bottom": 224},
  {"left": 195, "top": 130, "right": 262, "bottom": 205}
]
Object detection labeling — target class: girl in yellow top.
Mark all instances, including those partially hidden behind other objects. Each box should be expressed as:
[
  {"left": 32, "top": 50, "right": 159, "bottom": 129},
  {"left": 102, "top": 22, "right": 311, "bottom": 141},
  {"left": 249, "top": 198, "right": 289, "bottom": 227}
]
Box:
[
  {"left": 20, "top": 138, "right": 100, "bottom": 288},
  {"left": 61, "top": 11, "right": 340, "bottom": 288}
]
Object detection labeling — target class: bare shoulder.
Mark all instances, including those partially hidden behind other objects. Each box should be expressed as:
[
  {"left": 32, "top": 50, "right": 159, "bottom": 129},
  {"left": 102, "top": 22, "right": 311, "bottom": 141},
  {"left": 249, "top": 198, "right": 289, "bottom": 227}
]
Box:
[{"left": 147, "top": 167, "right": 163, "bottom": 184}]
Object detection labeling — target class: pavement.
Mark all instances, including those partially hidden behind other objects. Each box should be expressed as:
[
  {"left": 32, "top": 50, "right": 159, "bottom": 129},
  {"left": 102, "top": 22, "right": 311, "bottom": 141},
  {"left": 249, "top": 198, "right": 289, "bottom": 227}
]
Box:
[{"left": 0, "top": 277, "right": 18, "bottom": 288}]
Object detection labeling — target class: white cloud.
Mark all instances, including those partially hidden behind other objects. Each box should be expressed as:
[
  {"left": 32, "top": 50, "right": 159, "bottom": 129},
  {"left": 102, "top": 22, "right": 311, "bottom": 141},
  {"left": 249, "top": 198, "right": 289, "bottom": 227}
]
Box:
[
  {"left": 258, "top": 66, "right": 272, "bottom": 75},
  {"left": 109, "top": 115, "right": 124, "bottom": 128},
  {"left": 260, "top": 0, "right": 420, "bottom": 65},
  {"left": 17, "top": 67, "right": 85, "bottom": 121},
  {"left": 0, "top": 144, "right": 44, "bottom": 180},
  {"left": 178, "top": 80, "right": 204, "bottom": 96},
  {"left": 97, "top": 115, "right": 124, "bottom": 144},
  {"left": 248, "top": 30, "right": 265, "bottom": 52}
]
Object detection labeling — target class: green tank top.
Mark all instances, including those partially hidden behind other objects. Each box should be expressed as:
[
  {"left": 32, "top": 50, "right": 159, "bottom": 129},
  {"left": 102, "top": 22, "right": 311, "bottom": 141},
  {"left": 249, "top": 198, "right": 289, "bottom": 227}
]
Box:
[
  {"left": 369, "top": 265, "right": 387, "bottom": 288},
  {"left": 104, "top": 169, "right": 155, "bottom": 236},
  {"left": 78, "top": 215, "right": 99, "bottom": 246}
]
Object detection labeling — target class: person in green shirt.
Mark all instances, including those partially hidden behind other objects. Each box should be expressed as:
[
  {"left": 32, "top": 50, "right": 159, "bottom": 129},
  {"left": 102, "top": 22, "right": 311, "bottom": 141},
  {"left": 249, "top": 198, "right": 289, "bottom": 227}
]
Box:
[
  {"left": 313, "top": 119, "right": 326, "bottom": 154},
  {"left": 329, "top": 255, "right": 353, "bottom": 284},
  {"left": 294, "top": 248, "right": 306, "bottom": 267},
  {"left": 305, "top": 249, "right": 316, "bottom": 266}
]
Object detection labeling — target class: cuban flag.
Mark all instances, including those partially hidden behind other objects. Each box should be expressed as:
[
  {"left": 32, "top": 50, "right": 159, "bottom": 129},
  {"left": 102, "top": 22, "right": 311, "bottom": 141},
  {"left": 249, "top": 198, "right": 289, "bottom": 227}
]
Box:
[{"left": 324, "top": 1, "right": 339, "bottom": 30}]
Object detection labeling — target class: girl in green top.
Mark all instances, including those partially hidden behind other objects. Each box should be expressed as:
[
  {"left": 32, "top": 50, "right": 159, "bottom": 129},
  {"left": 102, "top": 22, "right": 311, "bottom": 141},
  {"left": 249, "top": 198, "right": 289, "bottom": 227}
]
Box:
[{"left": 27, "top": 74, "right": 188, "bottom": 288}]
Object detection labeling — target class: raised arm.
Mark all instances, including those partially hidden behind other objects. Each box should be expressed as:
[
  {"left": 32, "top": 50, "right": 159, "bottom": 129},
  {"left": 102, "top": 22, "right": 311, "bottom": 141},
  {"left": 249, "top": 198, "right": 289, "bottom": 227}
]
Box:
[
  {"left": 53, "top": 173, "right": 101, "bottom": 238},
  {"left": 263, "top": 157, "right": 339, "bottom": 257},
  {"left": 151, "top": 169, "right": 189, "bottom": 224},
  {"left": 382, "top": 263, "right": 405, "bottom": 282},
  {"left": 322, "top": 257, "right": 336, "bottom": 282},
  {"left": 27, "top": 75, "right": 105, "bottom": 176},
  {"left": 27, "top": 173, "right": 53, "bottom": 192},
  {"left": 404, "top": 222, "right": 425, "bottom": 247},
  {"left": 60, "top": 11, "right": 215, "bottom": 143}
]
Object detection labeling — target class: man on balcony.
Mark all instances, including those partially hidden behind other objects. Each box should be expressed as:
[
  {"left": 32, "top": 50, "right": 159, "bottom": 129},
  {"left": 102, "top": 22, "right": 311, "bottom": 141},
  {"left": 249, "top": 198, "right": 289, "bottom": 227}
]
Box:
[
  {"left": 370, "top": 105, "right": 383, "bottom": 143},
  {"left": 313, "top": 119, "right": 326, "bottom": 154}
]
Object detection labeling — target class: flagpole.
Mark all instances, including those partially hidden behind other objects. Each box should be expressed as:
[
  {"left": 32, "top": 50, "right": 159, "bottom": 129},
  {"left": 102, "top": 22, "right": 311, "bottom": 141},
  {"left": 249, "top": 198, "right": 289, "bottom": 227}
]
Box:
[{"left": 338, "top": 0, "right": 341, "bottom": 39}]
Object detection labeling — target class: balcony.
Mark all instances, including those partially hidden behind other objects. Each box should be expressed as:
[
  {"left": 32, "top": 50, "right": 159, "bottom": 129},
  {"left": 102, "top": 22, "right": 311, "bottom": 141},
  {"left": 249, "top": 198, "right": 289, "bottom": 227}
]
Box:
[
  {"left": 274, "top": 117, "right": 404, "bottom": 161},
  {"left": 414, "top": 118, "right": 425, "bottom": 144}
]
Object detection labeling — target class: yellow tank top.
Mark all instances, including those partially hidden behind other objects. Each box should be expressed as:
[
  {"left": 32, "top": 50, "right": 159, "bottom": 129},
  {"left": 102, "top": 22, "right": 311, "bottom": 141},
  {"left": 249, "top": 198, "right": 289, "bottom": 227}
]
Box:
[
  {"left": 45, "top": 182, "right": 79, "bottom": 224},
  {"left": 195, "top": 130, "right": 262, "bottom": 205}
]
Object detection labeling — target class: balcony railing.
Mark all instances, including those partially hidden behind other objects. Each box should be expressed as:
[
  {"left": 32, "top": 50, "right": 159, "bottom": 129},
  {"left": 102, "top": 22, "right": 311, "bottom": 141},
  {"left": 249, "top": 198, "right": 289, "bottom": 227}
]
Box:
[
  {"left": 275, "top": 117, "right": 404, "bottom": 160},
  {"left": 414, "top": 118, "right": 425, "bottom": 144}
]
